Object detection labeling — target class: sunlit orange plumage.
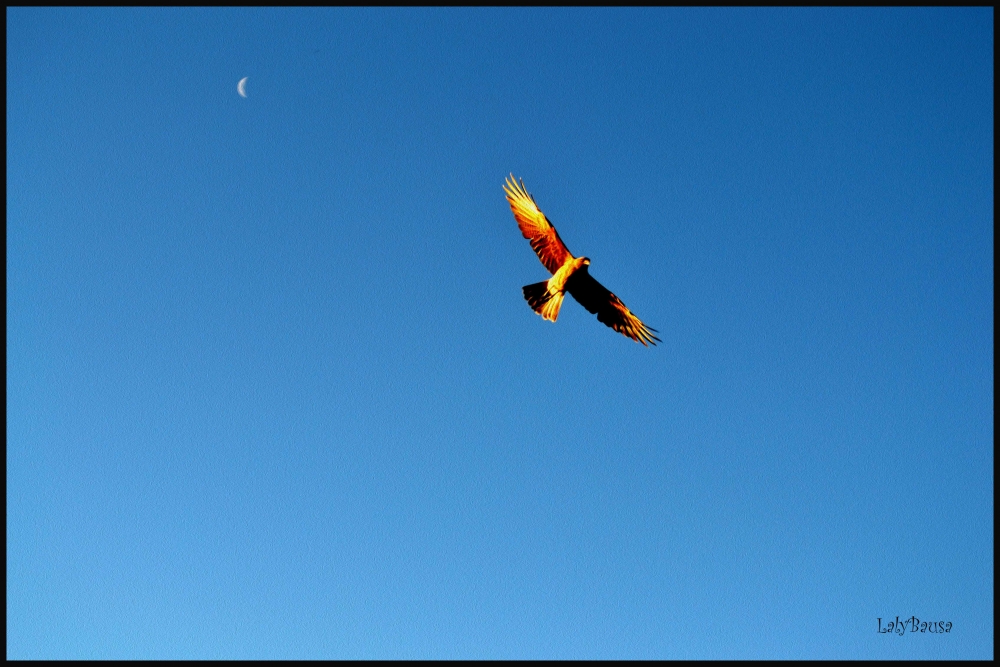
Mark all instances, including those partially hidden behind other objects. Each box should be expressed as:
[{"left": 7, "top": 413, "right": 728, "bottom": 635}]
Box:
[{"left": 504, "top": 175, "right": 660, "bottom": 346}]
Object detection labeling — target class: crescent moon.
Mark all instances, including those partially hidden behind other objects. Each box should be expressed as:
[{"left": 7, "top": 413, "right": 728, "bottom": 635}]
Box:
[{"left": 237, "top": 77, "right": 248, "bottom": 98}]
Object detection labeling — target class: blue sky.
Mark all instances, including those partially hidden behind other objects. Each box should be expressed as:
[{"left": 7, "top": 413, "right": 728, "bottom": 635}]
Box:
[{"left": 7, "top": 8, "right": 993, "bottom": 659}]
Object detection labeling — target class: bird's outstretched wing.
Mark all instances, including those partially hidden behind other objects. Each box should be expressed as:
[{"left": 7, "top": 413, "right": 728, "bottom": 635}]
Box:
[
  {"left": 567, "top": 272, "right": 660, "bottom": 346},
  {"left": 504, "top": 175, "right": 573, "bottom": 274}
]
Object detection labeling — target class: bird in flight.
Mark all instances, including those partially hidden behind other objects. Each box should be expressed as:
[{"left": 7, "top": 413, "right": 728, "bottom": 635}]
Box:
[{"left": 504, "top": 175, "right": 660, "bottom": 346}]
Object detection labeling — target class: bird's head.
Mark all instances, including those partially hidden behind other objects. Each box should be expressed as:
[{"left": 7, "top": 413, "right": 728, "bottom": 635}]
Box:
[{"left": 581, "top": 257, "right": 591, "bottom": 267}]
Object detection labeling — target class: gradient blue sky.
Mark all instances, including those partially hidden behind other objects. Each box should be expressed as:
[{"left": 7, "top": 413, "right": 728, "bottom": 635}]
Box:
[{"left": 7, "top": 8, "right": 993, "bottom": 659}]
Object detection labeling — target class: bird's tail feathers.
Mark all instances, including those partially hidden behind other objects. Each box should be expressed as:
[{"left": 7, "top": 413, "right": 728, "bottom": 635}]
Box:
[{"left": 523, "top": 281, "right": 565, "bottom": 322}]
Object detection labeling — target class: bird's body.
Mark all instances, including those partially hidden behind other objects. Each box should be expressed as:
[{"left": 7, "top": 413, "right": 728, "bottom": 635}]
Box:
[
  {"left": 504, "top": 175, "right": 660, "bottom": 346},
  {"left": 524, "top": 256, "right": 589, "bottom": 322}
]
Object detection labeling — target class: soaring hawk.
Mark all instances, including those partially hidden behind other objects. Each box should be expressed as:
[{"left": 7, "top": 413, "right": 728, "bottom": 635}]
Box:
[{"left": 504, "top": 175, "right": 660, "bottom": 346}]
